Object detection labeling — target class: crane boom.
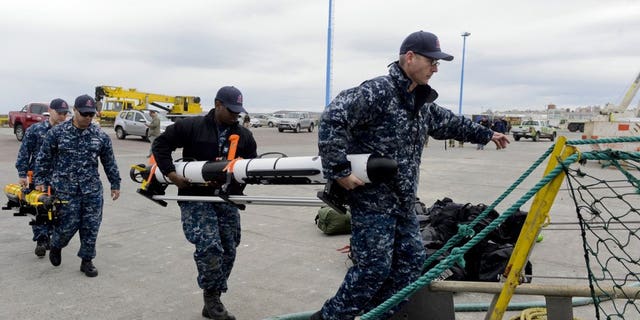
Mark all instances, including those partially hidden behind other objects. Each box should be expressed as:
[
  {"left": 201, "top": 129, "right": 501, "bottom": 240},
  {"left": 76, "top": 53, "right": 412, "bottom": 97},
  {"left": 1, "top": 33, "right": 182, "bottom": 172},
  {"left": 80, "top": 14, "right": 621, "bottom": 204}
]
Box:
[
  {"left": 95, "top": 85, "right": 202, "bottom": 121},
  {"left": 619, "top": 72, "right": 640, "bottom": 110},
  {"left": 600, "top": 71, "right": 640, "bottom": 115}
]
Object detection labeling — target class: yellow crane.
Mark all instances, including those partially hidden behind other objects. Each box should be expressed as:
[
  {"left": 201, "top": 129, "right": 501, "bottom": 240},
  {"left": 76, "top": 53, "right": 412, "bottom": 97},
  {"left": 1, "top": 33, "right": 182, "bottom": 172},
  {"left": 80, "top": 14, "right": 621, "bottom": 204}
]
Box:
[{"left": 95, "top": 86, "right": 203, "bottom": 122}]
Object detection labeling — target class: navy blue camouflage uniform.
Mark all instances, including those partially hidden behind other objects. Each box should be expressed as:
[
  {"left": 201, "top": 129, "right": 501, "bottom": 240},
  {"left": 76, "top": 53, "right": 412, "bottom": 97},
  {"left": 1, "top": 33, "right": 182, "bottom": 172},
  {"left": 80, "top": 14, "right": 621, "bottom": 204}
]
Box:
[
  {"left": 153, "top": 109, "right": 257, "bottom": 292},
  {"left": 34, "top": 120, "right": 121, "bottom": 260},
  {"left": 318, "top": 62, "right": 494, "bottom": 319},
  {"left": 15, "top": 121, "right": 55, "bottom": 241}
]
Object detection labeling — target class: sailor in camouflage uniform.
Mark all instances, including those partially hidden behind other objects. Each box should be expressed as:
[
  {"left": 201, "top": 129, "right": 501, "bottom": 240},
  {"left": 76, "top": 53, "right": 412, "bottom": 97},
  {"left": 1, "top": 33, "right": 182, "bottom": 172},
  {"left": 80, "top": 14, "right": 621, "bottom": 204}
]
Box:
[
  {"left": 34, "top": 94, "right": 121, "bottom": 277},
  {"left": 153, "top": 86, "right": 257, "bottom": 320},
  {"left": 15, "top": 98, "right": 69, "bottom": 257},
  {"left": 313, "top": 31, "right": 509, "bottom": 320}
]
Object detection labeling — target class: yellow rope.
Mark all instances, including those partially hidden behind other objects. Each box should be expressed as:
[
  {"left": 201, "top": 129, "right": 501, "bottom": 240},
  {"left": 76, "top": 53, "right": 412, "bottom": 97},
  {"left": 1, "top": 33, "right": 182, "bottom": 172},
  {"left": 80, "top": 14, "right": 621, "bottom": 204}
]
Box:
[{"left": 508, "top": 307, "right": 584, "bottom": 320}]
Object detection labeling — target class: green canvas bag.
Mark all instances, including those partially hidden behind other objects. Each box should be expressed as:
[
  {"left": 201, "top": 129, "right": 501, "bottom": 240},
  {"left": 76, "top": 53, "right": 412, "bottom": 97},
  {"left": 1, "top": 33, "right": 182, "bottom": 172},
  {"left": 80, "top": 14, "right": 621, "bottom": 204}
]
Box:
[{"left": 315, "top": 206, "right": 351, "bottom": 235}]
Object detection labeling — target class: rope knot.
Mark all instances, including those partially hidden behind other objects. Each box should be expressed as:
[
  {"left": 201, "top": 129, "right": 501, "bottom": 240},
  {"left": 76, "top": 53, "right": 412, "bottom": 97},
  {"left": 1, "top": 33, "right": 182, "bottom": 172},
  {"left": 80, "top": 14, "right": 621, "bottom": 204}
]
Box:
[
  {"left": 457, "top": 224, "right": 475, "bottom": 238},
  {"left": 450, "top": 247, "right": 466, "bottom": 268}
]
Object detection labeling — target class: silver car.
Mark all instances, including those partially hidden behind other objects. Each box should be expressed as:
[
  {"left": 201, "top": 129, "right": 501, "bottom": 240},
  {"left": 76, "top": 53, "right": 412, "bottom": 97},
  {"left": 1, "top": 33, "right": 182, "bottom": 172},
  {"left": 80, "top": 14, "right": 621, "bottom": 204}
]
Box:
[
  {"left": 114, "top": 109, "right": 172, "bottom": 140},
  {"left": 277, "top": 112, "right": 314, "bottom": 133}
]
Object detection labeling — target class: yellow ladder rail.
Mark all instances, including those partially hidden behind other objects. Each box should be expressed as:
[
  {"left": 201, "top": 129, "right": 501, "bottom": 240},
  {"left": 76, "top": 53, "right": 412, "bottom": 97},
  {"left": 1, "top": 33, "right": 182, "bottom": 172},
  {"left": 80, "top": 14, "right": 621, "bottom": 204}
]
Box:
[{"left": 487, "top": 136, "right": 577, "bottom": 320}]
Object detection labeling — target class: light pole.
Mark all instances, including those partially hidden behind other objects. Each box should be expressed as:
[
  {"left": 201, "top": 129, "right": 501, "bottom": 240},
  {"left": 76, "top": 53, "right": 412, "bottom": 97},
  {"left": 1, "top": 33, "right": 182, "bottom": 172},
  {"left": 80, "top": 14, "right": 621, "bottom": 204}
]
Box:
[
  {"left": 324, "top": 0, "right": 334, "bottom": 108},
  {"left": 458, "top": 32, "right": 471, "bottom": 116}
]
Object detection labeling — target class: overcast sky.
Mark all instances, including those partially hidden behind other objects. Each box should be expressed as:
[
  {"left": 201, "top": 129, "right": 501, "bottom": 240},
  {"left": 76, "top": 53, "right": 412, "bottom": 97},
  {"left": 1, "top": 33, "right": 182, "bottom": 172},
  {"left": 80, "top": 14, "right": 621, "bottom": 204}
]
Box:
[{"left": 1, "top": 0, "right": 639, "bottom": 115}]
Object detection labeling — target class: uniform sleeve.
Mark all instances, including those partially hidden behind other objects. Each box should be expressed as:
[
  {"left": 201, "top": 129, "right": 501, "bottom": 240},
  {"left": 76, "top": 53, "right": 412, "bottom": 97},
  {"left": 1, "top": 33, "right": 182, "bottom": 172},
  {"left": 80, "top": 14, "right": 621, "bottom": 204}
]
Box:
[
  {"left": 152, "top": 120, "right": 187, "bottom": 175},
  {"left": 425, "top": 103, "right": 493, "bottom": 144},
  {"left": 318, "top": 87, "right": 372, "bottom": 180},
  {"left": 239, "top": 129, "right": 258, "bottom": 159},
  {"left": 15, "top": 126, "right": 38, "bottom": 178},
  {"left": 99, "top": 132, "right": 121, "bottom": 190},
  {"left": 33, "top": 129, "right": 56, "bottom": 187}
]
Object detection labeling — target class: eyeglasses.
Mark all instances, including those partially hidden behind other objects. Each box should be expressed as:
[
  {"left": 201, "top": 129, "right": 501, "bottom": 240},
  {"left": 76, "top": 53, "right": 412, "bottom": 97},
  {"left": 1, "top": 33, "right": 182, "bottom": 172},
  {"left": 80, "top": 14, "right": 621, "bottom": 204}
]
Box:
[
  {"left": 79, "top": 111, "right": 96, "bottom": 118},
  {"left": 56, "top": 110, "right": 69, "bottom": 115},
  {"left": 415, "top": 52, "right": 440, "bottom": 67}
]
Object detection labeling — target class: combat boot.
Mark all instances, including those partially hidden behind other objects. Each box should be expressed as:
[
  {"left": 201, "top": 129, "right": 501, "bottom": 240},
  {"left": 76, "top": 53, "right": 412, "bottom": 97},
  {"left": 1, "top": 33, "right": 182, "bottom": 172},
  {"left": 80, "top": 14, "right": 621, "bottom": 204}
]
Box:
[
  {"left": 80, "top": 259, "right": 98, "bottom": 277},
  {"left": 202, "top": 289, "right": 236, "bottom": 320},
  {"left": 49, "top": 247, "right": 61, "bottom": 266},
  {"left": 34, "top": 237, "right": 49, "bottom": 258}
]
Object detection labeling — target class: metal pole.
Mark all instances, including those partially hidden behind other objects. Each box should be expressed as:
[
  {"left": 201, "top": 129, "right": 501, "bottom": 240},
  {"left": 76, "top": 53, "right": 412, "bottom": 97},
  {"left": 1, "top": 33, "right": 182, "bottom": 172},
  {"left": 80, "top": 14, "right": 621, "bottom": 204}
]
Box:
[
  {"left": 324, "top": 0, "right": 334, "bottom": 108},
  {"left": 153, "top": 195, "right": 326, "bottom": 207},
  {"left": 458, "top": 32, "right": 471, "bottom": 116}
]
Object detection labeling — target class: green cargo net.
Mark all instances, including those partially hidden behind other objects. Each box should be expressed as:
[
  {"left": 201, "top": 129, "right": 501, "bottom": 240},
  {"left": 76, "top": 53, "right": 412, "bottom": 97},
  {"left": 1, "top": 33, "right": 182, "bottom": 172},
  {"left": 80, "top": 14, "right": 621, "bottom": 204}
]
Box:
[
  {"left": 563, "top": 148, "right": 640, "bottom": 320},
  {"left": 360, "top": 136, "right": 640, "bottom": 320}
]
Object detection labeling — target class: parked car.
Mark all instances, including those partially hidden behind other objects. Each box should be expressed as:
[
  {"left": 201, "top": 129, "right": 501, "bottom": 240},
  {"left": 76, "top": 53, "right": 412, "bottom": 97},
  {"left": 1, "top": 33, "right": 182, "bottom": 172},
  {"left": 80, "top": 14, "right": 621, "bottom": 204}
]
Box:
[
  {"left": 277, "top": 111, "right": 314, "bottom": 133},
  {"left": 249, "top": 118, "right": 262, "bottom": 127},
  {"left": 266, "top": 114, "right": 285, "bottom": 127},
  {"left": 114, "top": 109, "right": 172, "bottom": 140},
  {"left": 250, "top": 114, "right": 269, "bottom": 127}
]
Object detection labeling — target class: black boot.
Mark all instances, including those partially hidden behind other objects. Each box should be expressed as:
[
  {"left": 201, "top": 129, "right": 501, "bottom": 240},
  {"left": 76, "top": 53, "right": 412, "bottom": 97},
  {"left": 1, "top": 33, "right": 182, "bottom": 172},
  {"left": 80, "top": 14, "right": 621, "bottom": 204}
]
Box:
[
  {"left": 49, "top": 247, "right": 61, "bottom": 266},
  {"left": 34, "top": 237, "right": 48, "bottom": 258},
  {"left": 80, "top": 259, "right": 98, "bottom": 277},
  {"left": 202, "top": 290, "right": 235, "bottom": 320}
]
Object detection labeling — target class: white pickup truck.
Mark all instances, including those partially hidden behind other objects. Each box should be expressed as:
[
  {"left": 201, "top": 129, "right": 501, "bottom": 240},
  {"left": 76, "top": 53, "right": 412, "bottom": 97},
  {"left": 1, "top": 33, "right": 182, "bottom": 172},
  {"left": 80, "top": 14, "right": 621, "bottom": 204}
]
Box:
[{"left": 511, "top": 120, "right": 557, "bottom": 141}]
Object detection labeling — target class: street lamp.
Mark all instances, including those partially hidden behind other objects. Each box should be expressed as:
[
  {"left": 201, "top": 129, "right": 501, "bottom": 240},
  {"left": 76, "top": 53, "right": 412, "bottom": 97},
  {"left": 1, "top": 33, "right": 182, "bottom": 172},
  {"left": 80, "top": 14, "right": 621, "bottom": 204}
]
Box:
[
  {"left": 324, "top": 0, "right": 334, "bottom": 108},
  {"left": 458, "top": 32, "right": 471, "bottom": 116}
]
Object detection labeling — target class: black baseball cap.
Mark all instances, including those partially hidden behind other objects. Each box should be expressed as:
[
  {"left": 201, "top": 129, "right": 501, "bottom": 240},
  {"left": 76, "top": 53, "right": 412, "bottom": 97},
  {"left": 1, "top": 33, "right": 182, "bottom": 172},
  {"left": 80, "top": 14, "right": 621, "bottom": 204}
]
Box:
[
  {"left": 215, "top": 86, "right": 246, "bottom": 114},
  {"left": 49, "top": 98, "right": 69, "bottom": 112},
  {"left": 400, "top": 31, "right": 454, "bottom": 61},
  {"left": 74, "top": 94, "right": 97, "bottom": 113}
]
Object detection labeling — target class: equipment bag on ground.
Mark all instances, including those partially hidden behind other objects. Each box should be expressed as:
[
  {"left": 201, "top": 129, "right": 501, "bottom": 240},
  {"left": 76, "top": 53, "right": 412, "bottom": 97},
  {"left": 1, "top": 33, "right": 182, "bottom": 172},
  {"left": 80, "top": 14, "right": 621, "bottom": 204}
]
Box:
[{"left": 315, "top": 206, "right": 351, "bottom": 235}]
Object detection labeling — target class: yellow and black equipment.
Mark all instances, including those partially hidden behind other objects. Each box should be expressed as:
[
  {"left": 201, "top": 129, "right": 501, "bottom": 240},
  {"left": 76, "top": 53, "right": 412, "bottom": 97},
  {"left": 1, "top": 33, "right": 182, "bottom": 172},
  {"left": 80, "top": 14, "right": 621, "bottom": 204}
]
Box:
[
  {"left": 3, "top": 183, "right": 65, "bottom": 226},
  {"left": 95, "top": 85, "right": 203, "bottom": 122}
]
